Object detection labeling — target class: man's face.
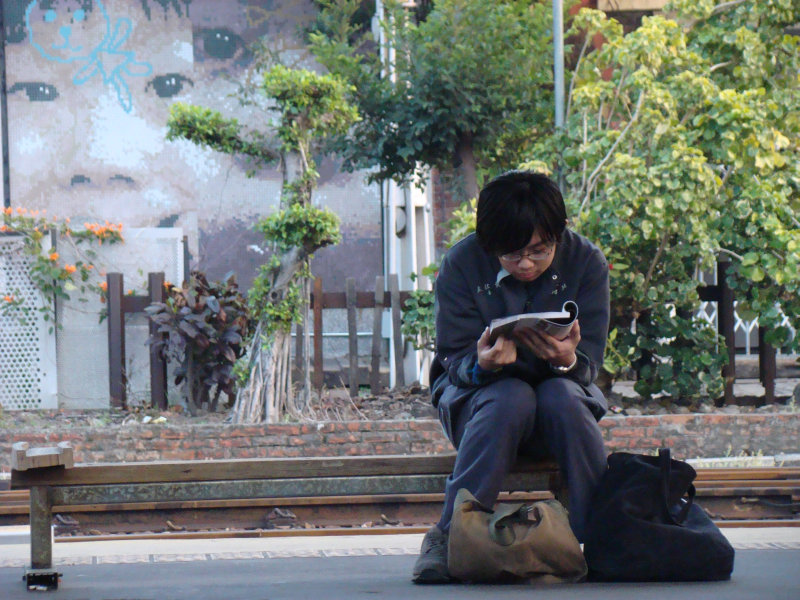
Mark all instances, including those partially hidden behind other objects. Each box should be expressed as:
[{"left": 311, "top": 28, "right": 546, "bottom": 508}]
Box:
[{"left": 497, "top": 230, "right": 556, "bottom": 283}]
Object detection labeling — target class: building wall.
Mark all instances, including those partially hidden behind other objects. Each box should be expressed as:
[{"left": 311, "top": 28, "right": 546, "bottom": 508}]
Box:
[{"left": 2, "top": 0, "right": 382, "bottom": 290}]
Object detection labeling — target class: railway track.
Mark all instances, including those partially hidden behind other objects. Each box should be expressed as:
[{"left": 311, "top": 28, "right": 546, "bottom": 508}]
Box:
[{"left": 2, "top": 467, "right": 798, "bottom": 540}]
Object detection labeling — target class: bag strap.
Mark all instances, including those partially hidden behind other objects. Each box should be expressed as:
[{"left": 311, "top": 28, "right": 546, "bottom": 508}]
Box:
[
  {"left": 488, "top": 503, "right": 531, "bottom": 546},
  {"left": 658, "top": 448, "right": 694, "bottom": 525}
]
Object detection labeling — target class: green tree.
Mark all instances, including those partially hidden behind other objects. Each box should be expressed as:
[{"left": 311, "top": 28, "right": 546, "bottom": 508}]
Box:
[
  {"left": 528, "top": 1, "right": 800, "bottom": 401},
  {"left": 167, "top": 65, "right": 358, "bottom": 423},
  {"left": 309, "top": 0, "right": 554, "bottom": 201}
]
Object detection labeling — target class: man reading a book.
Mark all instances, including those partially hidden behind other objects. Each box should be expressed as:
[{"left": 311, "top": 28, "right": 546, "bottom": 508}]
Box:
[{"left": 413, "top": 171, "right": 610, "bottom": 584}]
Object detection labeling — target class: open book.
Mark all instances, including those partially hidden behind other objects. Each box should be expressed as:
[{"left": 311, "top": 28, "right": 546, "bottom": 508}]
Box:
[{"left": 488, "top": 301, "right": 578, "bottom": 343}]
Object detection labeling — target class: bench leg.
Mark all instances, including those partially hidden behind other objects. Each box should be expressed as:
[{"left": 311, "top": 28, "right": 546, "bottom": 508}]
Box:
[{"left": 25, "top": 486, "right": 59, "bottom": 591}]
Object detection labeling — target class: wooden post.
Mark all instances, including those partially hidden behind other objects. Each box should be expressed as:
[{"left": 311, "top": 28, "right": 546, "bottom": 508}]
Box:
[
  {"left": 107, "top": 272, "right": 126, "bottom": 409},
  {"left": 295, "top": 321, "right": 304, "bottom": 375},
  {"left": 717, "top": 258, "right": 735, "bottom": 407},
  {"left": 370, "top": 276, "right": 385, "bottom": 394},
  {"left": 148, "top": 272, "right": 168, "bottom": 410},
  {"left": 29, "top": 486, "right": 52, "bottom": 570},
  {"left": 346, "top": 278, "right": 359, "bottom": 397},
  {"left": 389, "top": 274, "right": 405, "bottom": 387},
  {"left": 182, "top": 235, "right": 190, "bottom": 283},
  {"left": 758, "top": 327, "right": 776, "bottom": 406},
  {"left": 313, "top": 277, "right": 324, "bottom": 390}
]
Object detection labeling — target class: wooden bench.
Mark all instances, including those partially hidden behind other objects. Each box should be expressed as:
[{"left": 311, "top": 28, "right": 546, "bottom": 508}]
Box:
[{"left": 11, "top": 442, "right": 565, "bottom": 591}]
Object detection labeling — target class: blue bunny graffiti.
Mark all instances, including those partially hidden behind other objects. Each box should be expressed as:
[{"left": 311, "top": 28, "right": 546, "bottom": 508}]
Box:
[{"left": 25, "top": 0, "right": 152, "bottom": 113}]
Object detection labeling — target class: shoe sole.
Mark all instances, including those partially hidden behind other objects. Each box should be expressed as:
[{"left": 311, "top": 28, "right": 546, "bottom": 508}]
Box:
[{"left": 412, "top": 568, "right": 453, "bottom": 585}]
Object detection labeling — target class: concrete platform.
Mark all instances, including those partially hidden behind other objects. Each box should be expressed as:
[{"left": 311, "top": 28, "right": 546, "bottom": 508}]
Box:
[{"left": 1, "top": 527, "right": 799, "bottom": 599}]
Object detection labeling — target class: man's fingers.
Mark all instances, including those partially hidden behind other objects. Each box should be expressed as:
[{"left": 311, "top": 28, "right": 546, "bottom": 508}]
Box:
[{"left": 569, "top": 320, "right": 581, "bottom": 344}]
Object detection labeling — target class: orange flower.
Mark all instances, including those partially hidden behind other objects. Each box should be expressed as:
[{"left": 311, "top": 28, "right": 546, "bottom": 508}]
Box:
[
  {"left": 99, "top": 281, "right": 108, "bottom": 292},
  {"left": 3, "top": 295, "right": 15, "bottom": 303},
  {"left": 16, "top": 207, "right": 26, "bottom": 214},
  {"left": 48, "top": 252, "right": 59, "bottom": 261},
  {"left": 64, "top": 264, "right": 76, "bottom": 274},
  {"left": 0, "top": 225, "right": 9, "bottom": 233},
  {"left": 2, "top": 207, "right": 11, "bottom": 215},
  {"left": 86, "top": 265, "right": 94, "bottom": 270}
]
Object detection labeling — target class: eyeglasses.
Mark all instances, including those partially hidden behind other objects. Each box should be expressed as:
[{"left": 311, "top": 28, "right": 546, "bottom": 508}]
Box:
[{"left": 499, "top": 245, "right": 554, "bottom": 262}]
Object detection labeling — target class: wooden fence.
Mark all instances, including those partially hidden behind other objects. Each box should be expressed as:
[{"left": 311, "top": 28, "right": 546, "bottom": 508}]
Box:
[
  {"left": 697, "top": 258, "right": 777, "bottom": 406},
  {"left": 106, "top": 272, "right": 167, "bottom": 409},
  {"left": 106, "top": 261, "right": 780, "bottom": 410},
  {"left": 302, "top": 275, "right": 411, "bottom": 397},
  {"left": 105, "top": 273, "right": 411, "bottom": 409}
]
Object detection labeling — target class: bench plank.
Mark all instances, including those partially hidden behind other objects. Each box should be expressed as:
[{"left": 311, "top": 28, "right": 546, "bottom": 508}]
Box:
[
  {"left": 49, "top": 472, "right": 554, "bottom": 506},
  {"left": 11, "top": 454, "right": 558, "bottom": 488}
]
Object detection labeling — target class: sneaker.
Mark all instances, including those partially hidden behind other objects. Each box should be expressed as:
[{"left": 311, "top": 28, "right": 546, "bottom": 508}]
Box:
[{"left": 412, "top": 525, "right": 452, "bottom": 584}]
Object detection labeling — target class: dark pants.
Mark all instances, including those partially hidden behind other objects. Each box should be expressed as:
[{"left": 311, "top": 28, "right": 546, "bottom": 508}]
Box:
[{"left": 436, "top": 377, "right": 608, "bottom": 542}]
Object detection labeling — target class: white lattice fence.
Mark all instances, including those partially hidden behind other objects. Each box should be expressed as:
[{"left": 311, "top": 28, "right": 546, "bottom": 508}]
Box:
[
  {"left": 697, "top": 269, "right": 797, "bottom": 357},
  {"left": 0, "top": 236, "right": 58, "bottom": 409}
]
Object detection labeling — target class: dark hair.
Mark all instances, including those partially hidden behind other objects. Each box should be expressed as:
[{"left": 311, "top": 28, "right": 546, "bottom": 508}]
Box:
[{"left": 475, "top": 170, "right": 567, "bottom": 255}]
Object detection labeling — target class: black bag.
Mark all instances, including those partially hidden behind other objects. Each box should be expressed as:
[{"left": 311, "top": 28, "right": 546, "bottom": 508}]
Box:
[{"left": 583, "top": 448, "right": 735, "bottom": 582}]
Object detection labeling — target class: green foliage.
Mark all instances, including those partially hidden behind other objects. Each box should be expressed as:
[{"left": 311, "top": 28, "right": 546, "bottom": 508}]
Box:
[
  {"left": 443, "top": 198, "right": 477, "bottom": 249},
  {"left": 145, "top": 272, "right": 252, "bottom": 411},
  {"left": 256, "top": 203, "right": 342, "bottom": 253},
  {"left": 166, "top": 103, "right": 278, "bottom": 171},
  {"left": 401, "top": 271, "right": 437, "bottom": 352},
  {"left": 309, "top": 0, "right": 554, "bottom": 191},
  {"left": 262, "top": 64, "right": 360, "bottom": 153},
  {"left": 400, "top": 197, "right": 476, "bottom": 352},
  {"left": 250, "top": 277, "right": 305, "bottom": 337},
  {"left": 525, "top": 4, "right": 800, "bottom": 401}
]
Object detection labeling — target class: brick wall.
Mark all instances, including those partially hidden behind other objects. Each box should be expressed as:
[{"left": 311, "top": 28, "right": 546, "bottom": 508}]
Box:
[{"left": 2, "top": 413, "right": 798, "bottom": 474}]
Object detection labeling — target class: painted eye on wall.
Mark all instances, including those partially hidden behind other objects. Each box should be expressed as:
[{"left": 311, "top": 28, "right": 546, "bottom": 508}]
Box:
[
  {"left": 8, "top": 82, "right": 60, "bottom": 102},
  {"left": 198, "top": 27, "right": 244, "bottom": 60},
  {"left": 145, "top": 73, "right": 194, "bottom": 98}
]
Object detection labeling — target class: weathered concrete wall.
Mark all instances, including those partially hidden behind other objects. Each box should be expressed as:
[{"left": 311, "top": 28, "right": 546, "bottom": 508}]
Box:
[{"left": 2, "top": 413, "right": 799, "bottom": 474}]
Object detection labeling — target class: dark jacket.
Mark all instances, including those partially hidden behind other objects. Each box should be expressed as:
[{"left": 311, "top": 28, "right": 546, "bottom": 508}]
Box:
[{"left": 430, "top": 229, "right": 610, "bottom": 414}]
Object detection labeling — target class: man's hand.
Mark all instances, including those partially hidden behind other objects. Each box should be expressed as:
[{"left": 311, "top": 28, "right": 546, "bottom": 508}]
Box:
[
  {"left": 477, "top": 327, "right": 517, "bottom": 371},
  {"left": 513, "top": 320, "right": 581, "bottom": 369}
]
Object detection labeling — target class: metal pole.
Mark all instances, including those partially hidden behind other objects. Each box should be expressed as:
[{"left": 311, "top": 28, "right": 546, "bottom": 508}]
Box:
[
  {"left": 553, "top": 0, "right": 565, "bottom": 129},
  {"left": 552, "top": 0, "right": 566, "bottom": 192},
  {"left": 0, "top": 4, "right": 11, "bottom": 208}
]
